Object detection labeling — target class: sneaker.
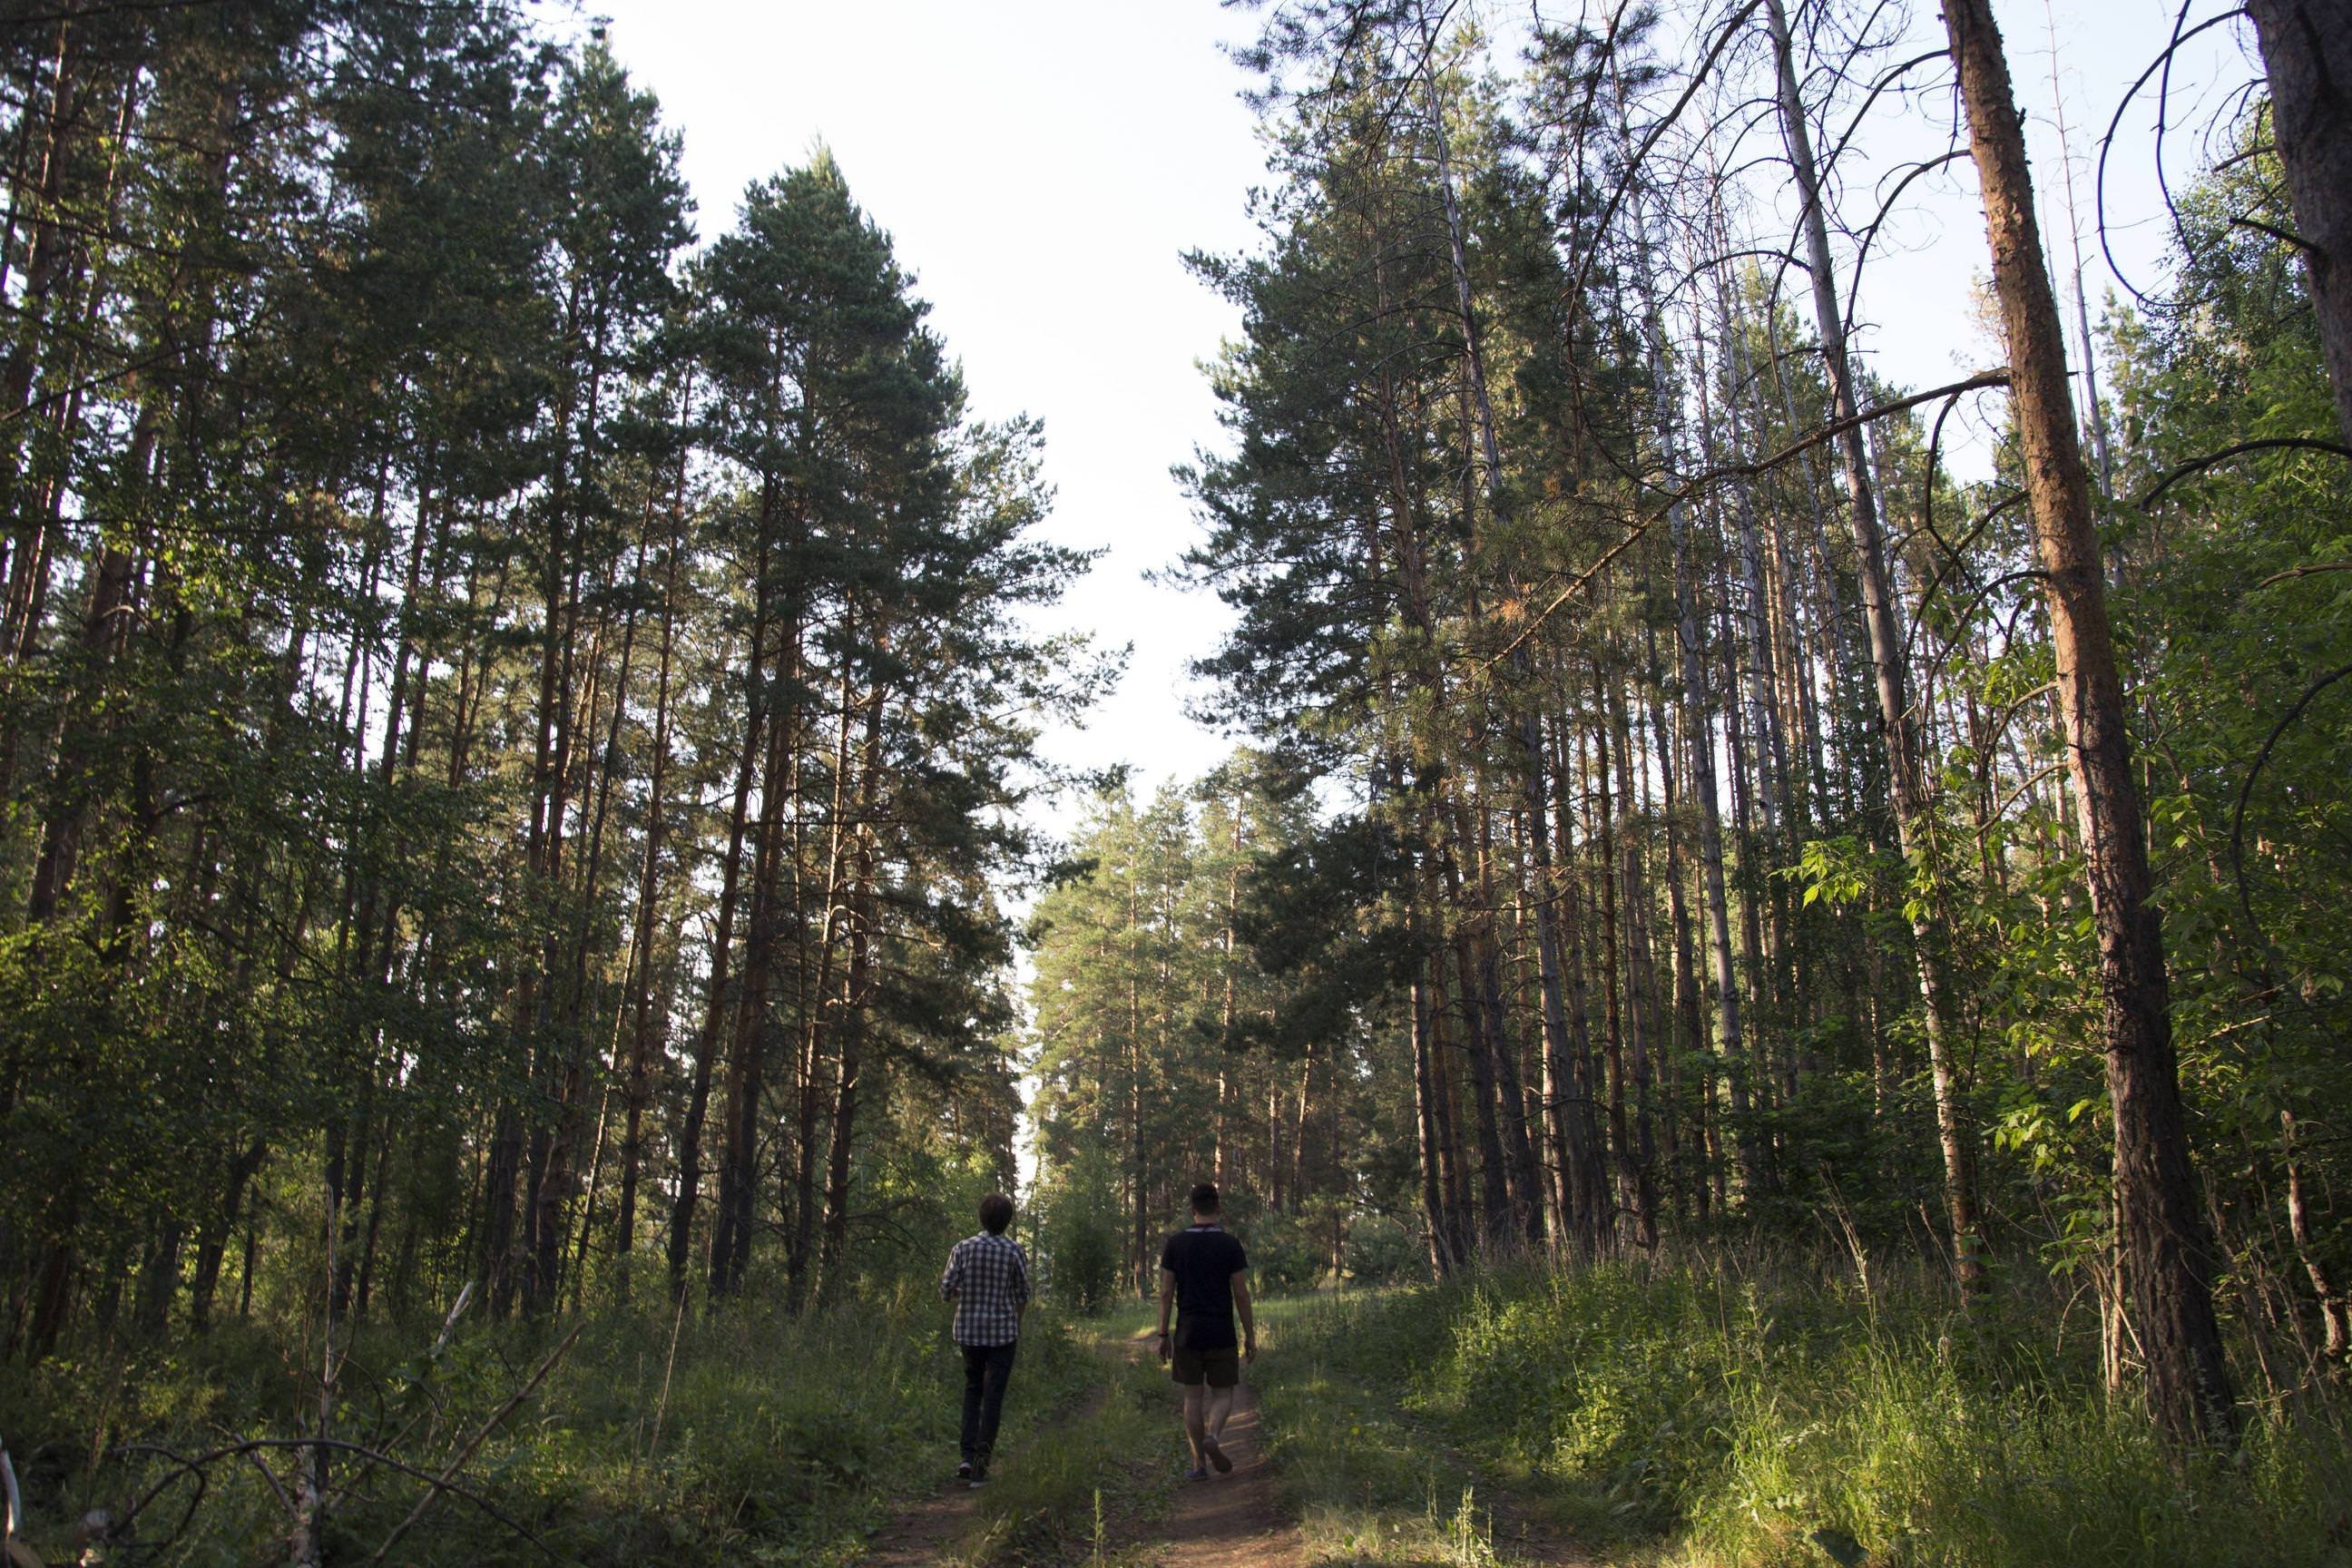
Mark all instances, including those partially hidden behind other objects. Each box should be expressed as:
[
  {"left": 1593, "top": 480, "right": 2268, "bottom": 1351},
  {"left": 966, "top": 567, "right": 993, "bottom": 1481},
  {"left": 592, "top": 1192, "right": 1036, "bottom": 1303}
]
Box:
[
  {"left": 1201, "top": 1433, "right": 1232, "bottom": 1473},
  {"left": 1186, "top": 1465, "right": 1210, "bottom": 1482},
  {"left": 968, "top": 1468, "right": 988, "bottom": 1489},
  {"left": 956, "top": 1460, "right": 974, "bottom": 1481}
]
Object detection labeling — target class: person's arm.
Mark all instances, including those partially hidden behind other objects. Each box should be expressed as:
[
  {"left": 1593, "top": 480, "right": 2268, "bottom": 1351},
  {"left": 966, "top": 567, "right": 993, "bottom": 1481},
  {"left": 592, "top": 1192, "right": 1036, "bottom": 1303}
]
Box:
[
  {"left": 940, "top": 1242, "right": 963, "bottom": 1305},
  {"left": 1156, "top": 1267, "right": 1177, "bottom": 1361},
  {"left": 1233, "top": 1270, "right": 1256, "bottom": 1362}
]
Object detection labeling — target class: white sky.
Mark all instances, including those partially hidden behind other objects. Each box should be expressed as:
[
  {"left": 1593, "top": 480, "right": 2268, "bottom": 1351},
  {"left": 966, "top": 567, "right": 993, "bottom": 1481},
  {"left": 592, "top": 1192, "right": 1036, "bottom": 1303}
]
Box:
[{"left": 587, "top": 0, "right": 2261, "bottom": 842}]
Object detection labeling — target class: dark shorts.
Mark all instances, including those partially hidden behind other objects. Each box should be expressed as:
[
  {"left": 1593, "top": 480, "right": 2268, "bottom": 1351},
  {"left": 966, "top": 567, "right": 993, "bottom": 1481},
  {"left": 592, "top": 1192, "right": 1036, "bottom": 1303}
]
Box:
[{"left": 1171, "top": 1344, "right": 1240, "bottom": 1387}]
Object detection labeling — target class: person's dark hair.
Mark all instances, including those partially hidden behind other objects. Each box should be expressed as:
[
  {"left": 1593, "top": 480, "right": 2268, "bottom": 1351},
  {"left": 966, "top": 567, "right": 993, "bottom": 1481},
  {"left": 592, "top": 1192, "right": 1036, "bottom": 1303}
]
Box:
[
  {"left": 1189, "top": 1181, "right": 1220, "bottom": 1217},
  {"left": 979, "top": 1193, "right": 1014, "bottom": 1235}
]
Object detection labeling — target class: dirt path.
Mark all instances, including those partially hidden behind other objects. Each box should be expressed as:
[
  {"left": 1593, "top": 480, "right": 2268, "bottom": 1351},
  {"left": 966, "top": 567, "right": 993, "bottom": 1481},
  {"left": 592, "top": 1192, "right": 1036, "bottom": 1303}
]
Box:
[
  {"left": 861, "top": 1379, "right": 1111, "bottom": 1568},
  {"left": 862, "top": 1331, "right": 1308, "bottom": 1568},
  {"left": 861, "top": 1467, "right": 983, "bottom": 1568},
  {"left": 1155, "top": 1374, "right": 1306, "bottom": 1568}
]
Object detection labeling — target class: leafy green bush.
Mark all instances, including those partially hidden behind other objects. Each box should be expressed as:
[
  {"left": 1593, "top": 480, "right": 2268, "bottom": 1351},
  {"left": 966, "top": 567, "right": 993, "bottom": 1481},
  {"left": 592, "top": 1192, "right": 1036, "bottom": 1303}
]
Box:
[
  {"left": 1035, "top": 1150, "right": 1129, "bottom": 1313},
  {"left": 1342, "top": 1211, "right": 1426, "bottom": 1286},
  {"left": 1241, "top": 1204, "right": 1338, "bottom": 1294}
]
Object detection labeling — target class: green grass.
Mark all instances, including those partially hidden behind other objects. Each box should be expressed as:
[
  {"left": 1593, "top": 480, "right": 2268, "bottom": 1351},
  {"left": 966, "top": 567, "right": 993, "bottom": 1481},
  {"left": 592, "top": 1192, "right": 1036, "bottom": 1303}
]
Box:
[
  {"left": 953, "top": 1327, "right": 1174, "bottom": 1567},
  {"left": 0, "top": 1279, "right": 1104, "bottom": 1566},
  {"left": 1253, "top": 1256, "right": 2352, "bottom": 1568},
  {"left": 1251, "top": 1287, "right": 1555, "bottom": 1566}
]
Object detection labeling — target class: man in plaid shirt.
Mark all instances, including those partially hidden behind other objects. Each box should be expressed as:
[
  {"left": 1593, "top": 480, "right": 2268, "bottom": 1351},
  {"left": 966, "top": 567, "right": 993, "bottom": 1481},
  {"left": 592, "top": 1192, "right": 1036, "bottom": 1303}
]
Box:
[{"left": 938, "top": 1191, "right": 1030, "bottom": 1486}]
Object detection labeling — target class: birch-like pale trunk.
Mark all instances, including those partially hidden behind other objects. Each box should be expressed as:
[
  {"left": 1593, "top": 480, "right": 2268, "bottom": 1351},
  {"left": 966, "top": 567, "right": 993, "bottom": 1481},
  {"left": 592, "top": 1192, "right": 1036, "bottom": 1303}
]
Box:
[{"left": 1763, "top": 0, "right": 1982, "bottom": 1288}]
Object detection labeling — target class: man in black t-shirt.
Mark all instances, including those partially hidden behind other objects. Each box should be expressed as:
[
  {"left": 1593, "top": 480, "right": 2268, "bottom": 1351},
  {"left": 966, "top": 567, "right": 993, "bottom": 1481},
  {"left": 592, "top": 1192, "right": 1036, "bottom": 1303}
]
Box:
[{"left": 1155, "top": 1181, "right": 1256, "bottom": 1480}]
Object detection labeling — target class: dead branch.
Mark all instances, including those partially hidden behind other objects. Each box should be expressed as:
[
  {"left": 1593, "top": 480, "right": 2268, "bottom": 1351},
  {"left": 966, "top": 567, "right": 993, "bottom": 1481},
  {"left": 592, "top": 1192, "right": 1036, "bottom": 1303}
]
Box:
[
  {"left": 365, "top": 1321, "right": 583, "bottom": 1567},
  {"left": 1482, "top": 368, "right": 2013, "bottom": 669}
]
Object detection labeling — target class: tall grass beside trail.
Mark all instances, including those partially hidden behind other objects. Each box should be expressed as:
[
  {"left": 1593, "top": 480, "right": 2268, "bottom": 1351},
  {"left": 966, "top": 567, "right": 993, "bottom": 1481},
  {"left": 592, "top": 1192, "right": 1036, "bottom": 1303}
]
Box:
[
  {"left": 1256, "top": 1253, "right": 2352, "bottom": 1568},
  {"left": 0, "top": 1277, "right": 1100, "bottom": 1566}
]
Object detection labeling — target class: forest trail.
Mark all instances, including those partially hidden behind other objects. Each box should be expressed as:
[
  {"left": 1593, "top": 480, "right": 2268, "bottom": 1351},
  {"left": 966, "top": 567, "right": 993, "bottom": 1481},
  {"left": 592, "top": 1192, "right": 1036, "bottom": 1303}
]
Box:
[
  {"left": 858, "top": 1469, "right": 985, "bottom": 1568},
  {"left": 859, "top": 1377, "right": 1112, "bottom": 1568},
  {"left": 858, "top": 1329, "right": 1306, "bottom": 1567},
  {"left": 1129, "top": 1329, "right": 1307, "bottom": 1568}
]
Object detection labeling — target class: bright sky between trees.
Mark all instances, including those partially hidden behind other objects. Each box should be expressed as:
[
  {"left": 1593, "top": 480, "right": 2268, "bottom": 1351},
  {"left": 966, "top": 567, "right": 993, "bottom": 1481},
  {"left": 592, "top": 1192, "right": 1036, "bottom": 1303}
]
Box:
[{"left": 589, "top": 0, "right": 2253, "bottom": 827}]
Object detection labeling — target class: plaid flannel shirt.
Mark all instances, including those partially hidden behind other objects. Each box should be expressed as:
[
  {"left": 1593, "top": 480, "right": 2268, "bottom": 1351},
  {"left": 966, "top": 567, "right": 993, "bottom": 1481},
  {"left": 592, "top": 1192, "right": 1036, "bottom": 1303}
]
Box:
[{"left": 940, "top": 1230, "right": 1030, "bottom": 1347}]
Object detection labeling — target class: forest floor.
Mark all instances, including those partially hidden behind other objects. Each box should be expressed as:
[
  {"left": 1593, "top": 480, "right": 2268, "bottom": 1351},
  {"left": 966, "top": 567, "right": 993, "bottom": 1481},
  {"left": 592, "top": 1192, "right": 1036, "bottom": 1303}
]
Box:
[
  {"left": 857, "top": 1322, "right": 1307, "bottom": 1568},
  {"left": 1131, "top": 1328, "right": 1308, "bottom": 1568},
  {"left": 857, "top": 1306, "right": 1585, "bottom": 1568}
]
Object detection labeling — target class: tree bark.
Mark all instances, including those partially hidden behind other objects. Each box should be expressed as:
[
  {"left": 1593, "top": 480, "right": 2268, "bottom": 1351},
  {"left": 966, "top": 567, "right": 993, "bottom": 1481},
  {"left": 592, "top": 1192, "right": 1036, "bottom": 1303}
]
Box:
[
  {"left": 664, "top": 597, "right": 769, "bottom": 1300},
  {"left": 818, "top": 680, "right": 889, "bottom": 1297},
  {"left": 2245, "top": 0, "right": 2352, "bottom": 444},
  {"left": 1943, "top": 0, "right": 2237, "bottom": 1444}
]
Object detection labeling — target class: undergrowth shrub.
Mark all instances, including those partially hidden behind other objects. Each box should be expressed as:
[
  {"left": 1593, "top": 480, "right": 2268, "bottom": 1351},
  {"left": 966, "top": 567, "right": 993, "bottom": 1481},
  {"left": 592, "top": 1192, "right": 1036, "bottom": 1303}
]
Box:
[
  {"left": 1430, "top": 1269, "right": 1729, "bottom": 1522},
  {"left": 1262, "top": 1252, "right": 2352, "bottom": 1567},
  {"left": 0, "top": 1279, "right": 1095, "bottom": 1565}
]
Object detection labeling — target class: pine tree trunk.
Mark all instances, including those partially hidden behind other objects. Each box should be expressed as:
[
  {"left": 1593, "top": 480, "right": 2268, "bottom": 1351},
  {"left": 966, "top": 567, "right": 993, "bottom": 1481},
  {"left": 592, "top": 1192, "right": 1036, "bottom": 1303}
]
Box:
[
  {"left": 1606, "top": 677, "right": 1663, "bottom": 1245},
  {"left": 2245, "top": 0, "right": 2352, "bottom": 444},
  {"left": 818, "top": 681, "right": 888, "bottom": 1297},
  {"left": 1942, "top": 0, "right": 2236, "bottom": 1443},
  {"left": 617, "top": 451, "right": 688, "bottom": 1281},
  {"left": 1410, "top": 950, "right": 1454, "bottom": 1275},
  {"left": 1421, "top": 43, "right": 1583, "bottom": 1250},
  {"left": 1475, "top": 787, "right": 1548, "bottom": 1246},
  {"left": 665, "top": 593, "right": 770, "bottom": 1299},
  {"left": 1546, "top": 714, "right": 1611, "bottom": 1250},
  {"left": 1643, "top": 630, "right": 1714, "bottom": 1219},
  {"left": 1589, "top": 673, "right": 1637, "bottom": 1239},
  {"left": 711, "top": 621, "right": 795, "bottom": 1298},
  {"left": 1663, "top": 453, "right": 1758, "bottom": 1200}
]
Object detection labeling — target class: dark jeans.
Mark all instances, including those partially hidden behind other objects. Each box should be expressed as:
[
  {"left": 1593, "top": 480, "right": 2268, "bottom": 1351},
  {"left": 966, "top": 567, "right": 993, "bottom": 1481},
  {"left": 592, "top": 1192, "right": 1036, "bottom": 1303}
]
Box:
[{"left": 959, "top": 1340, "right": 1018, "bottom": 1465}]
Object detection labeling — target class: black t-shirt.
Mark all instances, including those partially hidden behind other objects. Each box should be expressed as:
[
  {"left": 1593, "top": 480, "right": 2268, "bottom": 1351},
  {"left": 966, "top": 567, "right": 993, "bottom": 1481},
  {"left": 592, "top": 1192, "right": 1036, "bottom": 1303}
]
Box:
[{"left": 1160, "top": 1225, "right": 1249, "bottom": 1350}]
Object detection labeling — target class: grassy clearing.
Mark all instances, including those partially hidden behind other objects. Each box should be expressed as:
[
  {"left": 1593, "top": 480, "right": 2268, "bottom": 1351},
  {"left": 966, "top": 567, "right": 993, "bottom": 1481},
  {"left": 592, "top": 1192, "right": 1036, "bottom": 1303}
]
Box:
[
  {"left": 1254, "top": 1257, "right": 2352, "bottom": 1568},
  {"left": 0, "top": 1278, "right": 1102, "bottom": 1565}
]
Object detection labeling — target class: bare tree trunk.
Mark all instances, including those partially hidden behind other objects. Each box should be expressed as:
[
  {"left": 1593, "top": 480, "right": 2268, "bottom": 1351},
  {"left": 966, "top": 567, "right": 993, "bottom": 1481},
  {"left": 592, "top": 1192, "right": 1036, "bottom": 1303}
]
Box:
[
  {"left": 664, "top": 593, "right": 769, "bottom": 1300},
  {"left": 1414, "top": 839, "right": 1475, "bottom": 1262},
  {"left": 1440, "top": 813, "right": 1513, "bottom": 1245},
  {"left": 710, "top": 621, "right": 795, "bottom": 1298},
  {"left": 616, "top": 446, "right": 688, "bottom": 1281},
  {"left": 1943, "top": 0, "right": 2236, "bottom": 1443},
  {"left": 1763, "top": 0, "right": 1982, "bottom": 1286},
  {"left": 1549, "top": 718, "right": 1613, "bottom": 1247},
  {"left": 818, "top": 681, "right": 888, "bottom": 1298},
  {"left": 1589, "top": 668, "right": 1638, "bottom": 1238},
  {"left": 1643, "top": 629, "right": 1714, "bottom": 1220},
  {"left": 1671, "top": 529, "right": 1757, "bottom": 1203},
  {"left": 2283, "top": 1112, "right": 2350, "bottom": 1362},
  {"left": 786, "top": 622, "right": 859, "bottom": 1298},
  {"left": 1420, "top": 40, "right": 1583, "bottom": 1258},
  {"left": 1606, "top": 677, "right": 1662, "bottom": 1246},
  {"left": 1473, "top": 783, "right": 1547, "bottom": 1247},
  {"left": 190, "top": 1139, "right": 266, "bottom": 1331},
  {"left": 1410, "top": 948, "right": 1453, "bottom": 1275}
]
